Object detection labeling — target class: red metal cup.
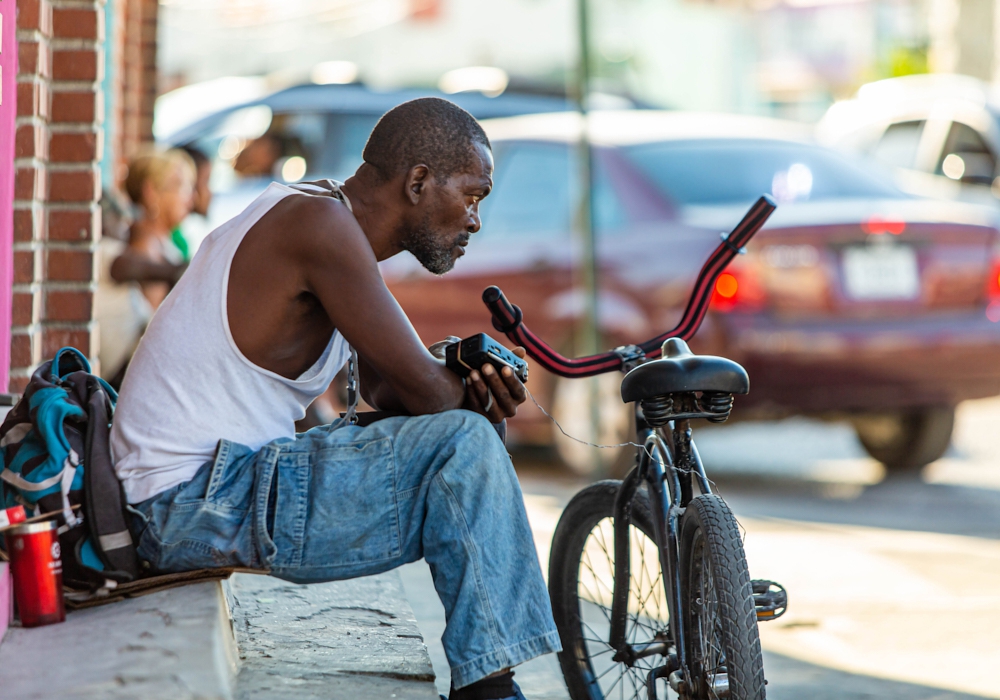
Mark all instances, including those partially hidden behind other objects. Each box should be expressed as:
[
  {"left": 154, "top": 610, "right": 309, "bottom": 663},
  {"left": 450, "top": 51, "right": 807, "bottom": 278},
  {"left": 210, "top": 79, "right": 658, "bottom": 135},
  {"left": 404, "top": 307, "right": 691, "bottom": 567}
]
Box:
[{"left": 4, "top": 521, "right": 65, "bottom": 627}]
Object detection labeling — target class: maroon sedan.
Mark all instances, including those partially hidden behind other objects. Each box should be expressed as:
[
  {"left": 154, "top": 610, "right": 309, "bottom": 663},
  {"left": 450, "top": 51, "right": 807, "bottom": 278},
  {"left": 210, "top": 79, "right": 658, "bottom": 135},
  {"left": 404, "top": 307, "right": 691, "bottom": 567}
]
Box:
[{"left": 381, "top": 111, "right": 1000, "bottom": 473}]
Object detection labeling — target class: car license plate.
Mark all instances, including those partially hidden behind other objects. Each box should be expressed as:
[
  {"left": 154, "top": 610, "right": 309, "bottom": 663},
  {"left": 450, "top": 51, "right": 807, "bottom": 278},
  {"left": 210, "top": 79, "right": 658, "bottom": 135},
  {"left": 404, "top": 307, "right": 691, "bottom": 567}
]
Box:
[{"left": 842, "top": 245, "right": 920, "bottom": 300}]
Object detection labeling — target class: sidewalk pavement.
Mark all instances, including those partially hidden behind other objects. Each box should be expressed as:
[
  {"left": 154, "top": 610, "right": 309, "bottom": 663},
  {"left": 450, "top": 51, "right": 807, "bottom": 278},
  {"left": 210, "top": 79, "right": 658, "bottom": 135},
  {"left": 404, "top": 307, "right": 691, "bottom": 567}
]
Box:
[{"left": 0, "top": 570, "right": 438, "bottom": 700}]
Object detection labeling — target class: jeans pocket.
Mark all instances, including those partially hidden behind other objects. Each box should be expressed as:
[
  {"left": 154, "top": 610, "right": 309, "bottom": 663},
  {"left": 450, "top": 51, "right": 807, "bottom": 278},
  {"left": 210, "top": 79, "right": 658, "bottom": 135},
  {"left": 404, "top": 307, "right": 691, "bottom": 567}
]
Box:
[
  {"left": 172, "top": 441, "right": 255, "bottom": 511},
  {"left": 137, "top": 445, "right": 261, "bottom": 572},
  {"left": 169, "top": 461, "right": 213, "bottom": 506},
  {"left": 273, "top": 437, "right": 400, "bottom": 571}
]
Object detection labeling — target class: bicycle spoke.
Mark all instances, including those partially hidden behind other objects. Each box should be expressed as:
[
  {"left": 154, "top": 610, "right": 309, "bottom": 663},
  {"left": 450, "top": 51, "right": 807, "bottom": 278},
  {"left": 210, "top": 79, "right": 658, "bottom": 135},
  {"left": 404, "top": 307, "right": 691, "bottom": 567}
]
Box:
[
  {"left": 600, "top": 664, "right": 625, "bottom": 697},
  {"left": 569, "top": 508, "right": 676, "bottom": 700},
  {"left": 593, "top": 659, "right": 623, "bottom": 683},
  {"left": 582, "top": 620, "right": 616, "bottom": 653},
  {"left": 625, "top": 669, "right": 640, "bottom": 699},
  {"left": 578, "top": 575, "right": 611, "bottom": 622}
]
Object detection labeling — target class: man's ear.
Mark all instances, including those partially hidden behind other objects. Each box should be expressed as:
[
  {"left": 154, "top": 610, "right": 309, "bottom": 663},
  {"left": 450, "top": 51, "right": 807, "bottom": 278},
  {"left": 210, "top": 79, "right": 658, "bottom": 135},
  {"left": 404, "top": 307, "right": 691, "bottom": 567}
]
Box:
[{"left": 404, "top": 164, "right": 431, "bottom": 205}]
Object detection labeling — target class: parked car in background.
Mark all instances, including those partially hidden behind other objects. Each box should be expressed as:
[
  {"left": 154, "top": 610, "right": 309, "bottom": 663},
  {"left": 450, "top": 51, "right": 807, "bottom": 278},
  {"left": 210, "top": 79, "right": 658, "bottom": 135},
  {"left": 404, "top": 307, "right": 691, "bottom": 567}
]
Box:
[
  {"left": 817, "top": 74, "right": 1000, "bottom": 208},
  {"left": 383, "top": 111, "right": 1000, "bottom": 474}
]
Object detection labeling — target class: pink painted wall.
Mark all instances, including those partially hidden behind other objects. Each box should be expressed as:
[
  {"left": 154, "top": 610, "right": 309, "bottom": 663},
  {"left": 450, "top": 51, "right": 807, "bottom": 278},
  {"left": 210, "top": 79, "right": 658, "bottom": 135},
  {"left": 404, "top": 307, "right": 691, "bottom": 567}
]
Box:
[
  {"left": 0, "top": 0, "right": 15, "bottom": 392},
  {"left": 0, "top": 556, "right": 14, "bottom": 642},
  {"left": 0, "top": 562, "right": 10, "bottom": 644}
]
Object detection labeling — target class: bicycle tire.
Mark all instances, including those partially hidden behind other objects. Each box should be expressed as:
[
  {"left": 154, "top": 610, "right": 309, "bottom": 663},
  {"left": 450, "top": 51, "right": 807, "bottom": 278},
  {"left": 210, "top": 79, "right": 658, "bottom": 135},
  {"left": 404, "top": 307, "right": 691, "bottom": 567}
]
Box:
[
  {"left": 549, "top": 480, "right": 672, "bottom": 700},
  {"left": 678, "top": 495, "right": 765, "bottom": 700}
]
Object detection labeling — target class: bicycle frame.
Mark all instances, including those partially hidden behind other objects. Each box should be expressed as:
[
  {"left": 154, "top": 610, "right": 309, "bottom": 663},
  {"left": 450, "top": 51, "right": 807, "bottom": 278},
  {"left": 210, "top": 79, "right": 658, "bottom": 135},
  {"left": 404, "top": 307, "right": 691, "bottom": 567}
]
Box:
[
  {"left": 609, "top": 404, "right": 714, "bottom": 694},
  {"left": 481, "top": 195, "right": 777, "bottom": 699}
]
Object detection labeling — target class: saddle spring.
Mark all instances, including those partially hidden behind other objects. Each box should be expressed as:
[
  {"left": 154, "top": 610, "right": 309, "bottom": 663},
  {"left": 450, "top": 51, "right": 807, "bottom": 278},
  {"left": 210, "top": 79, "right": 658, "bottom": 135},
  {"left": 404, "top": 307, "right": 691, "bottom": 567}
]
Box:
[
  {"left": 640, "top": 395, "right": 675, "bottom": 427},
  {"left": 697, "top": 392, "right": 734, "bottom": 423},
  {"left": 640, "top": 392, "right": 735, "bottom": 427}
]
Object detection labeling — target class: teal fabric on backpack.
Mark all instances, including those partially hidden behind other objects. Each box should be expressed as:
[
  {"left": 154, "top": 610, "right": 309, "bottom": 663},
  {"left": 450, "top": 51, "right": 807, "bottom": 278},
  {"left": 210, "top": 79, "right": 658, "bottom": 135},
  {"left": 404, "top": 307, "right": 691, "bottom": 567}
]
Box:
[
  {"left": 0, "top": 347, "right": 139, "bottom": 590},
  {"left": 2, "top": 385, "right": 87, "bottom": 520}
]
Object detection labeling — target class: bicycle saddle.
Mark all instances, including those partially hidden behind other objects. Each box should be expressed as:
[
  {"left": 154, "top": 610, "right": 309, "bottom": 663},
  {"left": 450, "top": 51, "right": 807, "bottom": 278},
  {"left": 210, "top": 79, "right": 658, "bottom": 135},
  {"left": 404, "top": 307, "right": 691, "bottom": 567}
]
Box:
[{"left": 620, "top": 338, "right": 749, "bottom": 403}]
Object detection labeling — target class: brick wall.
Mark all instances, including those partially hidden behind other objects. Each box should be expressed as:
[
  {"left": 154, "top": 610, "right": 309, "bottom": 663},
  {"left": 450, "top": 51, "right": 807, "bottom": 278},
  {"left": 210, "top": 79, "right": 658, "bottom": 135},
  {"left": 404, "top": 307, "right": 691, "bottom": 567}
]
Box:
[
  {"left": 13, "top": 0, "right": 104, "bottom": 392},
  {"left": 118, "top": 0, "right": 154, "bottom": 165}
]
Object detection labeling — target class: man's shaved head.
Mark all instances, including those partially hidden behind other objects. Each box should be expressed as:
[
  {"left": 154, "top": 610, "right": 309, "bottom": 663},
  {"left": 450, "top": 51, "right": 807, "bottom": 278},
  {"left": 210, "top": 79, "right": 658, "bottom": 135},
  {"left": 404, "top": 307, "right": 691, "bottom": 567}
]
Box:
[{"left": 363, "top": 97, "right": 491, "bottom": 182}]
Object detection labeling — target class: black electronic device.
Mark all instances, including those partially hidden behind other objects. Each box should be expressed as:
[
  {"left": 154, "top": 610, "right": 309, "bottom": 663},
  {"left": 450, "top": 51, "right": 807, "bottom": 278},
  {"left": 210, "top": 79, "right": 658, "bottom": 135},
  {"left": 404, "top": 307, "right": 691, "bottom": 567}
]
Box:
[{"left": 444, "top": 333, "right": 529, "bottom": 384}]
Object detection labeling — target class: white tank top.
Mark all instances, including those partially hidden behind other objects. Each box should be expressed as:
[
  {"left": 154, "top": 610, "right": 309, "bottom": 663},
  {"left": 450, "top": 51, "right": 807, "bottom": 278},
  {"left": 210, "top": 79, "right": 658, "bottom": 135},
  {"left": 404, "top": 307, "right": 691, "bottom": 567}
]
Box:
[{"left": 111, "top": 182, "right": 351, "bottom": 503}]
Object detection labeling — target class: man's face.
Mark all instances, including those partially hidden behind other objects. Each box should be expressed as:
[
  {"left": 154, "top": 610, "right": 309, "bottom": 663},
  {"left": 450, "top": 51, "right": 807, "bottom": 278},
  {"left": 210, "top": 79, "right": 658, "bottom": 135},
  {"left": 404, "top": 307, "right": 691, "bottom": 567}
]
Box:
[{"left": 401, "top": 143, "right": 493, "bottom": 275}]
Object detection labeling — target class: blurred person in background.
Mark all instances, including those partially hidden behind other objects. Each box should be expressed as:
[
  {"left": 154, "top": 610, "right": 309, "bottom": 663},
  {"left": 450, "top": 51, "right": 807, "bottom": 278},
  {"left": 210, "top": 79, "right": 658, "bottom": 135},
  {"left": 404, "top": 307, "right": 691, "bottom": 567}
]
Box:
[
  {"left": 234, "top": 132, "right": 282, "bottom": 177},
  {"left": 95, "top": 188, "right": 136, "bottom": 383},
  {"left": 117, "top": 148, "right": 194, "bottom": 308},
  {"left": 95, "top": 149, "right": 193, "bottom": 388},
  {"left": 176, "top": 145, "right": 214, "bottom": 255}
]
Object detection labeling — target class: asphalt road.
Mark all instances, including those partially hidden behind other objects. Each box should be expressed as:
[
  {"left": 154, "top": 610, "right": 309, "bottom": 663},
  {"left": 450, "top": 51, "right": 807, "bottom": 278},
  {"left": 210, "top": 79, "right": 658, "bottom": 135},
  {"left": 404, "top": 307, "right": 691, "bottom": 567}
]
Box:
[{"left": 400, "top": 396, "right": 1000, "bottom": 699}]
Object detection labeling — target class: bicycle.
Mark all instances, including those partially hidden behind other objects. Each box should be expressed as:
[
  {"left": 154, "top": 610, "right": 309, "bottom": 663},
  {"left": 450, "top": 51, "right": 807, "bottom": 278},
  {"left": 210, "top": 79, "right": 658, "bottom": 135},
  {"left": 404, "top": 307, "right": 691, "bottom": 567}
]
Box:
[{"left": 482, "top": 195, "right": 788, "bottom": 700}]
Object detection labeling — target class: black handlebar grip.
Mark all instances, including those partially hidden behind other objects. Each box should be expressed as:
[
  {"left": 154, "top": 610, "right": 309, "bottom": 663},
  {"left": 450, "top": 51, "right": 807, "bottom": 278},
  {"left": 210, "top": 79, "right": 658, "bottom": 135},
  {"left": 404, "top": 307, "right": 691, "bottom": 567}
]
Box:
[
  {"left": 483, "top": 286, "right": 523, "bottom": 332},
  {"left": 729, "top": 194, "right": 777, "bottom": 247},
  {"left": 482, "top": 285, "right": 502, "bottom": 304},
  {"left": 482, "top": 286, "right": 510, "bottom": 313}
]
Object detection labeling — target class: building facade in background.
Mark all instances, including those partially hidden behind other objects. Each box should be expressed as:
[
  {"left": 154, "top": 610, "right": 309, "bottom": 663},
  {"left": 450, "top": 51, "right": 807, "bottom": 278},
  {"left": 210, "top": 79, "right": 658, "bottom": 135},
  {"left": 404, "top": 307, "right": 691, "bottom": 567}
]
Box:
[{"left": 6, "top": 0, "right": 157, "bottom": 392}]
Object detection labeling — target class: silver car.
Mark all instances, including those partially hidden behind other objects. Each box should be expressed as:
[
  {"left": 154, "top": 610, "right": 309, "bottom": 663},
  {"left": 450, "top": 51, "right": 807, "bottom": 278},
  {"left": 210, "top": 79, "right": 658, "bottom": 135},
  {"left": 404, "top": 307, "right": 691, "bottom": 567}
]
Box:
[{"left": 817, "top": 74, "right": 1000, "bottom": 208}]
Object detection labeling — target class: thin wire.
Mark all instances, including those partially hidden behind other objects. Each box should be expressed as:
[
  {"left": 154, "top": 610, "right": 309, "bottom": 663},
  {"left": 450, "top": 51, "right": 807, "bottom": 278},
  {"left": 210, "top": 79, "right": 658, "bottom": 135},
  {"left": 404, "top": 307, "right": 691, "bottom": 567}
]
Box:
[
  {"left": 524, "top": 385, "right": 741, "bottom": 529},
  {"left": 525, "top": 387, "right": 648, "bottom": 453}
]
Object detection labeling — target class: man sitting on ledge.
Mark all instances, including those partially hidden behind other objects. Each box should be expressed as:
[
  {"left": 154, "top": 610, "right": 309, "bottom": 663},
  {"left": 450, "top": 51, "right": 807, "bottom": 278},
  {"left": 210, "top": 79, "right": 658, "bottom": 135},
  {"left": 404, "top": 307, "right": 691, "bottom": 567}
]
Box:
[{"left": 110, "top": 98, "right": 560, "bottom": 700}]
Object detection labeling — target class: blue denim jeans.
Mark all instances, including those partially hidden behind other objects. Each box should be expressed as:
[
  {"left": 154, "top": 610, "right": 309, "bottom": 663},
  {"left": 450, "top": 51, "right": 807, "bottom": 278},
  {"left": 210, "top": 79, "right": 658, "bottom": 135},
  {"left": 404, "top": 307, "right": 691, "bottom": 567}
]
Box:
[{"left": 129, "top": 410, "right": 561, "bottom": 688}]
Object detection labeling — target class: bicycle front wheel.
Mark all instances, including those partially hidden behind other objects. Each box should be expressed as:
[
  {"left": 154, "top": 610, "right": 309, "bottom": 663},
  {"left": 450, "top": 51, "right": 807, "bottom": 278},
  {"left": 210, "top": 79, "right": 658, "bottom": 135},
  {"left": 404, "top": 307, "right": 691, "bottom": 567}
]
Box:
[
  {"left": 549, "top": 480, "right": 673, "bottom": 700},
  {"left": 679, "top": 494, "right": 766, "bottom": 700}
]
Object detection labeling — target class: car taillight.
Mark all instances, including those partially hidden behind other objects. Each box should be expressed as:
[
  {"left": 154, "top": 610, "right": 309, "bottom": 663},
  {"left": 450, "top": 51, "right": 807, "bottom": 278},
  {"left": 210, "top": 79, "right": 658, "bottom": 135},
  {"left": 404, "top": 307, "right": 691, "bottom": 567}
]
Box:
[
  {"left": 710, "top": 266, "right": 766, "bottom": 313},
  {"left": 986, "top": 257, "right": 1000, "bottom": 322}
]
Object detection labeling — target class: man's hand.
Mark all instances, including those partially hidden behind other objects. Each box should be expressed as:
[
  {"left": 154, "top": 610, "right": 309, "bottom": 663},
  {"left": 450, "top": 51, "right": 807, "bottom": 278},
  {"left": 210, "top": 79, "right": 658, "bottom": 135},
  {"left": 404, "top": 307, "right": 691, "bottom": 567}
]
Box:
[{"left": 463, "top": 347, "right": 528, "bottom": 422}]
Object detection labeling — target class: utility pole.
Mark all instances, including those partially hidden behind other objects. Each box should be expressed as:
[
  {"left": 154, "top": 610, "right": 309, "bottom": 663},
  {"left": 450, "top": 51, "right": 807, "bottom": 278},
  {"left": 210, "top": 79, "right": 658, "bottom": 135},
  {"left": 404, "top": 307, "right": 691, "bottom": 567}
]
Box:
[
  {"left": 574, "top": 0, "right": 600, "bottom": 358},
  {"left": 574, "top": 0, "right": 604, "bottom": 473}
]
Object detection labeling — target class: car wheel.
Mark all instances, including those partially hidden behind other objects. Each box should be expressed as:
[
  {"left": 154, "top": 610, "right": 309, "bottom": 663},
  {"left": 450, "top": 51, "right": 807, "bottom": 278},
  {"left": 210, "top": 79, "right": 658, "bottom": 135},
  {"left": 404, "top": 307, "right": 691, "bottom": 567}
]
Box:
[
  {"left": 853, "top": 406, "right": 955, "bottom": 472},
  {"left": 550, "top": 373, "right": 635, "bottom": 477}
]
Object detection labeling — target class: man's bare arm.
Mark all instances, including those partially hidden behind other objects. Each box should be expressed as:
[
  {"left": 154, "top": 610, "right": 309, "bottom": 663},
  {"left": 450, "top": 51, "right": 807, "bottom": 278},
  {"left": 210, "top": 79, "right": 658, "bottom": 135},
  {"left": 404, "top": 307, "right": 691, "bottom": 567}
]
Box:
[
  {"left": 110, "top": 249, "right": 186, "bottom": 285},
  {"left": 291, "top": 198, "right": 465, "bottom": 415},
  {"left": 357, "top": 354, "right": 407, "bottom": 412},
  {"left": 358, "top": 343, "right": 528, "bottom": 423}
]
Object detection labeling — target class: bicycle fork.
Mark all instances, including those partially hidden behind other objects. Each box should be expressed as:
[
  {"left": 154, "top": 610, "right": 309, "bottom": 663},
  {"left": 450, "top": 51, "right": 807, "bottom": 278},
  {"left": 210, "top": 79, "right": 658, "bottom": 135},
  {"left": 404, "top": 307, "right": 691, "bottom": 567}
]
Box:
[{"left": 608, "top": 428, "right": 699, "bottom": 699}]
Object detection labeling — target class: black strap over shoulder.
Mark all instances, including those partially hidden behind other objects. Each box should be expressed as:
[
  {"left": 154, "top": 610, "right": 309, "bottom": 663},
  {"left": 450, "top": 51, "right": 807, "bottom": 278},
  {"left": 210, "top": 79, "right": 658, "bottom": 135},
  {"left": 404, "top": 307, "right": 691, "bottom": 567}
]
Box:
[{"left": 82, "top": 375, "right": 139, "bottom": 580}]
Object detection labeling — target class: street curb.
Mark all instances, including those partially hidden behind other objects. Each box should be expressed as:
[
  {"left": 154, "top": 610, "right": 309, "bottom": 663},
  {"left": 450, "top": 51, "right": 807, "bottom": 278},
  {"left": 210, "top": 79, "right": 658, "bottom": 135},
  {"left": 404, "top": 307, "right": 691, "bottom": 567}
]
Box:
[{"left": 0, "top": 580, "right": 237, "bottom": 700}]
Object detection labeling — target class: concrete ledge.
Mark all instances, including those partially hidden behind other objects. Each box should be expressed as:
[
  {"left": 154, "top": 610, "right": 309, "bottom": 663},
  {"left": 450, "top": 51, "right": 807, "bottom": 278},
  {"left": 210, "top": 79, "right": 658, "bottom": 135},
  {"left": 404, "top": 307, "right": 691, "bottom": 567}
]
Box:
[
  {"left": 226, "top": 571, "right": 439, "bottom": 700},
  {"left": 0, "top": 570, "right": 438, "bottom": 700},
  {"left": 0, "top": 581, "right": 238, "bottom": 700}
]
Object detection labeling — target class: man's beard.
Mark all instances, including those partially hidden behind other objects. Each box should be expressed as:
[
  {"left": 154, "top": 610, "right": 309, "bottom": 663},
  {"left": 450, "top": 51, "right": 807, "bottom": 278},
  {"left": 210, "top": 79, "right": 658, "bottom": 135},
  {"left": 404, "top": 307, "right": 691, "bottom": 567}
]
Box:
[{"left": 400, "top": 218, "right": 468, "bottom": 275}]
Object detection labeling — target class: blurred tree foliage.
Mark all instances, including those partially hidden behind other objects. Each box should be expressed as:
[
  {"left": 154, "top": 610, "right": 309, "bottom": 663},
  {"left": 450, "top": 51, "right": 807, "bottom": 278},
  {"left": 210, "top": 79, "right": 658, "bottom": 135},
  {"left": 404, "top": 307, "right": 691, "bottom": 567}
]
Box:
[{"left": 885, "top": 44, "right": 929, "bottom": 78}]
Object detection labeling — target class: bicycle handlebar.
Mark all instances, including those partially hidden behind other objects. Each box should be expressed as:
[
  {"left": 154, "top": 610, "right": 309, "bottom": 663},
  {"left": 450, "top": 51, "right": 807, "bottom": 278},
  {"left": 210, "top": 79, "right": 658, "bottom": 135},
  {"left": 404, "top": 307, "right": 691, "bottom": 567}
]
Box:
[{"left": 483, "top": 194, "right": 777, "bottom": 378}]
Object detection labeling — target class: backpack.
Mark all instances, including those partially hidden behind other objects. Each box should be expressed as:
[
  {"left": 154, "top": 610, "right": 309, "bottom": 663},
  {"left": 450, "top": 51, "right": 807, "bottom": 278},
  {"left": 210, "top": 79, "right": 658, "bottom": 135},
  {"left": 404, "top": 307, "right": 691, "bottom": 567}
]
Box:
[{"left": 0, "top": 347, "right": 140, "bottom": 590}]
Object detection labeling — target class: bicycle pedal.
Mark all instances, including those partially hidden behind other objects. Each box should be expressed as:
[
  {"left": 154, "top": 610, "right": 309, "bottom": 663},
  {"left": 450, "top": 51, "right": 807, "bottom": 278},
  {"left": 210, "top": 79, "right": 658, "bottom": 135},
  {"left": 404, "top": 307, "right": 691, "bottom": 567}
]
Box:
[{"left": 752, "top": 579, "right": 787, "bottom": 621}]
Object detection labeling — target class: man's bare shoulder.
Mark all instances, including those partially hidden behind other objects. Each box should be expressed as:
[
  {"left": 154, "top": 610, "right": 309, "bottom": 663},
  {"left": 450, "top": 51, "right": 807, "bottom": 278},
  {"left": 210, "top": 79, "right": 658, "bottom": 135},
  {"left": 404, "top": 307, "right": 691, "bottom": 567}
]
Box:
[{"left": 270, "top": 193, "right": 371, "bottom": 259}]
